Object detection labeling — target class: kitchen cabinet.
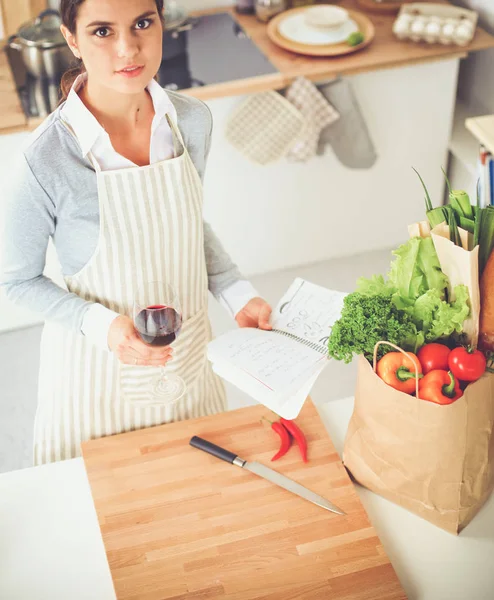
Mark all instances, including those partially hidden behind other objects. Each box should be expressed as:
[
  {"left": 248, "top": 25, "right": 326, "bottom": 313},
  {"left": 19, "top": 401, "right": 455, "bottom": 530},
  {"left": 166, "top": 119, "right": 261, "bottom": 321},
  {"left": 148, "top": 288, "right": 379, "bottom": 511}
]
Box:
[{"left": 0, "top": 0, "right": 47, "bottom": 39}]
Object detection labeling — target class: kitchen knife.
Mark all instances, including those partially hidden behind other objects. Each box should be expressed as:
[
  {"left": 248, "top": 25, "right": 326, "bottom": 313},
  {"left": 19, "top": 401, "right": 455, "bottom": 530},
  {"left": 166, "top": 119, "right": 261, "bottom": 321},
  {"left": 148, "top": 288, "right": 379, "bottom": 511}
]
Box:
[{"left": 189, "top": 436, "right": 345, "bottom": 515}]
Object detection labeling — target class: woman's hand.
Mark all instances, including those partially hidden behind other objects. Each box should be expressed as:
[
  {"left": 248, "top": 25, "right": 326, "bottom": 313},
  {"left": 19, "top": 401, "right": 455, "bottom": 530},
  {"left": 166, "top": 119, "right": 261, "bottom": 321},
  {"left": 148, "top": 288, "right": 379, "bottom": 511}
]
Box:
[
  {"left": 108, "top": 315, "right": 173, "bottom": 366},
  {"left": 235, "top": 297, "right": 273, "bottom": 330}
]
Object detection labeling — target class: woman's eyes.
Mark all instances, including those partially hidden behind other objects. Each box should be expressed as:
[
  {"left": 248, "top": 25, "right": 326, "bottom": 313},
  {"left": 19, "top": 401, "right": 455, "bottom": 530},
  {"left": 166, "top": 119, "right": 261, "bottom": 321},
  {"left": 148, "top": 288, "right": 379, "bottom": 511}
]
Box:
[
  {"left": 136, "top": 18, "right": 153, "bottom": 30},
  {"left": 94, "top": 27, "right": 110, "bottom": 38},
  {"left": 93, "top": 19, "right": 154, "bottom": 38}
]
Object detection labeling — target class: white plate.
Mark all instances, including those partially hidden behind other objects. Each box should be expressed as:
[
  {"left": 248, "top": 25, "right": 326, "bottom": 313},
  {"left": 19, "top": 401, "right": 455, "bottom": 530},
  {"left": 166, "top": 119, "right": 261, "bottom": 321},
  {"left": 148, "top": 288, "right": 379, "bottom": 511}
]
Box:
[{"left": 277, "top": 13, "right": 359, "bottom": 46}]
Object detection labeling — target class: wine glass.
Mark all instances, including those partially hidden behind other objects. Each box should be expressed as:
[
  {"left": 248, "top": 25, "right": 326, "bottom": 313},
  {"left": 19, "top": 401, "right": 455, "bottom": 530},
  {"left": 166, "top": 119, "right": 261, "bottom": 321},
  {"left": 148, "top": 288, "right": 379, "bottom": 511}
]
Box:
[{"left": 133, "top": 281, "right": 186, "bottom": 405}]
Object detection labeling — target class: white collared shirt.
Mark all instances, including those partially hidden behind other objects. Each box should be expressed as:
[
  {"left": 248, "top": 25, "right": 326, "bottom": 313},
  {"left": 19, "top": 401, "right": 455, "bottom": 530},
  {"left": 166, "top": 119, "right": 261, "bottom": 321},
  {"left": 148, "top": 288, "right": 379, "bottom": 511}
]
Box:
[
  {"left": 61, "top": 74, "right": 257, "bottom": 350},
  {"left": 61, "top": 73, "right": 178, "bottom": 170}
]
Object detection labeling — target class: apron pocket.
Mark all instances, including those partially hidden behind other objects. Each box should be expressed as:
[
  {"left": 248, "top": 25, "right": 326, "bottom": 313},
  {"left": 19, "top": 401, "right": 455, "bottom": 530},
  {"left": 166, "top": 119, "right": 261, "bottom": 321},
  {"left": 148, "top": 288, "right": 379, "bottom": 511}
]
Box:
[{"left": 119, "top": 306, "right": 209, "bottom": 403}]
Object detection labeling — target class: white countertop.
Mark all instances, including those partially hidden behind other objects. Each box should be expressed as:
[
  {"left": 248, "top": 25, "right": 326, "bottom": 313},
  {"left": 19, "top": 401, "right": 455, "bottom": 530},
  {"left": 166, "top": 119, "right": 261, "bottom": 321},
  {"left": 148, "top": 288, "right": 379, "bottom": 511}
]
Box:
[
  {"left": 0, "top": 458, "right": 116, "bottom": 600},
  {"left": 1, "top": 397, "right": 494, "bottom": 600}
]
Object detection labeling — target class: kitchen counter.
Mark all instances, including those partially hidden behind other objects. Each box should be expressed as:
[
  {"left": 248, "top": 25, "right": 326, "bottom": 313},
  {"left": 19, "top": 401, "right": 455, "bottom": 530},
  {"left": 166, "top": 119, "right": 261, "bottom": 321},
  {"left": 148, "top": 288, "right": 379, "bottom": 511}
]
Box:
[
  {"left": 1, "top": 0, "right": 494, "bottom": 134},
  {"left": 2, "top": 396, "right": 493, "bottom": 600}
]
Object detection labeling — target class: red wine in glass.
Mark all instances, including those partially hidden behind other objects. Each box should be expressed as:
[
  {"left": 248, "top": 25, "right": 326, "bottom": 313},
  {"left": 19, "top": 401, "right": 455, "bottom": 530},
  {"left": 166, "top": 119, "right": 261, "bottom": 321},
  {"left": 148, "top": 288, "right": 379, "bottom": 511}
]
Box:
[
  {"left": 132, "top": 281, "right": 186, "bottom": 405},
  {"left": 135, "top": 305, "right": 182, "bottom": 347}
]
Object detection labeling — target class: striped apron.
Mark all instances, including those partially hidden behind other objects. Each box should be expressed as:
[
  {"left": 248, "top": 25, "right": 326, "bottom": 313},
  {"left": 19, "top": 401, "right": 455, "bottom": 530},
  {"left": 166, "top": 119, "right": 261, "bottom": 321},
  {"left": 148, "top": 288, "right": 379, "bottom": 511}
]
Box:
[{"left": 33, "top": 115, "right": 226, "bottom": 465}]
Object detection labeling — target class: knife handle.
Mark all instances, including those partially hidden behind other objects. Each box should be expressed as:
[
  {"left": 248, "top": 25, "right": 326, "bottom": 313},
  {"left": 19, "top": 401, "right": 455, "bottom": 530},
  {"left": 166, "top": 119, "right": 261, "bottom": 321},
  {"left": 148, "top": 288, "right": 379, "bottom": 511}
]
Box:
[{"left": 189, "top": 436, "right": 245, "bottom": 466}]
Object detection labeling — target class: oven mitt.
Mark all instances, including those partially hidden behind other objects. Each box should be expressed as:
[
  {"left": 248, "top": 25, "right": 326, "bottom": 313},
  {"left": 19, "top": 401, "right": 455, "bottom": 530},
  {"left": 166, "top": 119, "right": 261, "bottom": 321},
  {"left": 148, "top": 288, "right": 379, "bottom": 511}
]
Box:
[
  {"left": 284, "top": 77, "right": 340, "bottom": 163},
  {"left": 225, "top": 91, "right": 305, "bottom": 165},
  {"left": 317, "top": 77, "right": 378, "bottom": 169}
]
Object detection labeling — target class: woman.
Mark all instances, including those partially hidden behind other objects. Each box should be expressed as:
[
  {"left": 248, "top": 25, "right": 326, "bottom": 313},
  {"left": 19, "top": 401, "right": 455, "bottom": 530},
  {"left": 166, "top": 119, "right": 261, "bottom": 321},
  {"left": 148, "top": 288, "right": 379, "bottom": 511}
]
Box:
[{"left": 1, "top": 0, "right": 272, "bottom": 465}]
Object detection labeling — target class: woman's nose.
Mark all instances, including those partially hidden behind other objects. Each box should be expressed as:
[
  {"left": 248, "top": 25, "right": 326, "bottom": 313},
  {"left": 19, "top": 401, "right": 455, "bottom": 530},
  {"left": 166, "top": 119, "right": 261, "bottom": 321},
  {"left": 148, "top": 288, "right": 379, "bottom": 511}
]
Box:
[{"left": 116, "top": 32, "right": 139, "bottom": 59}]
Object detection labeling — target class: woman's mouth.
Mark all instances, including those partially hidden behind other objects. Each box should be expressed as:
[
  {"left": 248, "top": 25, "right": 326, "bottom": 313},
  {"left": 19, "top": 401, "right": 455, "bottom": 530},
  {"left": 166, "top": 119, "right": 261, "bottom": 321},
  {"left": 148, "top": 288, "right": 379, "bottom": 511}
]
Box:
[{"left": 117, "top": 65, "right": 145, "bottom": 78}]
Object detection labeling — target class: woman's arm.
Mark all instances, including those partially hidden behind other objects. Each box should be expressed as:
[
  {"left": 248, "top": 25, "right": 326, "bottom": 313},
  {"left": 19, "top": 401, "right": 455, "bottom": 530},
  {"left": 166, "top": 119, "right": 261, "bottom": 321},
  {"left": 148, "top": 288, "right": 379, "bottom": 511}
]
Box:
[{"left": 1, "top": 154, "right": 93, "bottom": 332}]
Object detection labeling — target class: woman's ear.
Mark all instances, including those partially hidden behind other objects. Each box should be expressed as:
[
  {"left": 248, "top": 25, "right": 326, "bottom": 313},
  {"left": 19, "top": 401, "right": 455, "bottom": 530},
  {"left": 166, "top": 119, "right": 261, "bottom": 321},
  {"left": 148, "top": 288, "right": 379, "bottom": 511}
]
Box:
[{"left": 60, "top": 24, "right": 81, "bottom": 59}]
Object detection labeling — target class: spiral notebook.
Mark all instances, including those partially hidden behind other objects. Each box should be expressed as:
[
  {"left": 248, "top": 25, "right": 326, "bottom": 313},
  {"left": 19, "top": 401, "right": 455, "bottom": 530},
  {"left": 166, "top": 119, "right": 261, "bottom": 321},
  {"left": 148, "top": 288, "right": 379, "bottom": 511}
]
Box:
[{"left": 207, "top": 278, "right": 346, "bottom": 418}]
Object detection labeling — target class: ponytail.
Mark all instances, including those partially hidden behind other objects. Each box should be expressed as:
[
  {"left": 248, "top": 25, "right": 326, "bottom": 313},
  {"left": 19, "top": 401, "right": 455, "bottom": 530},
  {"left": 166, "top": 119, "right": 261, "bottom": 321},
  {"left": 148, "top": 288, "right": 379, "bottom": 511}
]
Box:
[{"left": 59, "top": 60, "right": 86, "bottom": 104}]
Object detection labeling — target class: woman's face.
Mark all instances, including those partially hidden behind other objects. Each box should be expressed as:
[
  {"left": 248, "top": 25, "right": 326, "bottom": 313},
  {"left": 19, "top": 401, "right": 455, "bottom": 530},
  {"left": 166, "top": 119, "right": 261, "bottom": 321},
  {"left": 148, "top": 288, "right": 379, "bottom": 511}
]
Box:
[{"left": 63, "top": 0, "right": 163, "bottom": 95}]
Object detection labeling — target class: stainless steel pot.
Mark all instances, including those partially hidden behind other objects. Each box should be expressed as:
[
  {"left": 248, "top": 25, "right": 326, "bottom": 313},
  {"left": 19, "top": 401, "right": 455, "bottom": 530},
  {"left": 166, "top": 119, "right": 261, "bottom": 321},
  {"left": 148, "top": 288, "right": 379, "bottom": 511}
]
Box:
[{"left": 8, "top": 9, "right": 74, "bottom": 80}]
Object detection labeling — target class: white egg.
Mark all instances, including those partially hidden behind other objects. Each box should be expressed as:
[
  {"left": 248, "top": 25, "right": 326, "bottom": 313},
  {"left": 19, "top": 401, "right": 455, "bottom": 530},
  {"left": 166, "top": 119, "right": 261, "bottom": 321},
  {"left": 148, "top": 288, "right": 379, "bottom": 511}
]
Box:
[
  {"left": 410, "top": 19, "right": 426, "bottom": 36},
  {"left": 455, "top": 23, "right": 473, "bottom": 45},
  {"left": 398, "top": 13, "right": 413, "bottom": 25},
  {"left": 441, "top": 22, "right": 456, "bottom": 40},
  {"left": 459, "top": 20, "right": 474, "bottom": 35},
  {"left": 393, "top": 17, "right": 410, "bottom": 38},
  {"left": 426, "top": 21, "right": 441, "bottom": 36}
]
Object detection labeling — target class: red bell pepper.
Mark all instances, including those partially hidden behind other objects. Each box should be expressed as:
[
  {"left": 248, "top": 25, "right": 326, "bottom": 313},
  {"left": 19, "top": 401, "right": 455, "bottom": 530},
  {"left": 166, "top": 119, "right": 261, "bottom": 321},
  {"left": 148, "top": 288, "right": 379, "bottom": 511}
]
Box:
[
  {"left": 418, "top": 370, "right": 463, "bottom": 405},
  {"left": 376, "top": 351, "right": 423, "bottom": 395}
]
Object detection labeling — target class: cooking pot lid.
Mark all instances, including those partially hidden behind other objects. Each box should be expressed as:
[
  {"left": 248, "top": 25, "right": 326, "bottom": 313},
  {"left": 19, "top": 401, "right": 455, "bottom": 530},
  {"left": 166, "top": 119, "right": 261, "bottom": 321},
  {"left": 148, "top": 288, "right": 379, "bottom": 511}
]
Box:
[
  {"left": 18, "top": 10, "right": 66, "bottom": 48},
  {"left": 163, "top": 1, "right": 188, "bottom": 30}
]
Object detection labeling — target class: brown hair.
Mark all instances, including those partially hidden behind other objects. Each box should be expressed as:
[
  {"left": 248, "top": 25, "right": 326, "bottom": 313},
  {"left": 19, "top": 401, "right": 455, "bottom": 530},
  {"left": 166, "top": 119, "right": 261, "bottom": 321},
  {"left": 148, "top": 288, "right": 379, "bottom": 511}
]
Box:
[{"left": 59, "top": 0, "right": 165, "bottom": 102}]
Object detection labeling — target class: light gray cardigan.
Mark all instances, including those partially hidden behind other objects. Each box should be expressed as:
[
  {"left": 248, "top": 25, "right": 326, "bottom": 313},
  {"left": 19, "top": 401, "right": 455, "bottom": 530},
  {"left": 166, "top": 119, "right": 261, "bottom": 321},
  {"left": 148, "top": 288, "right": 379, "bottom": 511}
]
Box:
[{"left": 1, "top": 90, "right": 242, "bottom": 333}]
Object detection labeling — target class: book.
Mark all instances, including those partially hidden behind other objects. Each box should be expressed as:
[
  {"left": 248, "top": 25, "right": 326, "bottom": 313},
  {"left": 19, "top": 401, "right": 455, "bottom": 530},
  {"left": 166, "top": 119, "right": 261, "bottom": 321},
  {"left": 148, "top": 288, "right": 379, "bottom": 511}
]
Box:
[{"left": 207, "top": 278, "right": 347, "bottom": 419}]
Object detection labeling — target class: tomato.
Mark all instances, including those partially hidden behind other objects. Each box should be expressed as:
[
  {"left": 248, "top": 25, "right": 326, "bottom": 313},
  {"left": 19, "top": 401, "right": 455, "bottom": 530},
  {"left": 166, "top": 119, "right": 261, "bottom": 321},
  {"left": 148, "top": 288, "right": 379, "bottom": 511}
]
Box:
[
  {"left": 448, "top": 347, "right": 486, "bottom": 382},
  {"left": 417, "top": 343, "right": 451, "bottom": 374}
]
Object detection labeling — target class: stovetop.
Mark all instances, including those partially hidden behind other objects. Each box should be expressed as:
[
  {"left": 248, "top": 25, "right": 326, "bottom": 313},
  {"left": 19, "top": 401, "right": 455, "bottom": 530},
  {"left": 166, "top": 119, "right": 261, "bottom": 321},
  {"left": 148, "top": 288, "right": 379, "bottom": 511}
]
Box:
[{"left": 6, "top": 12, "right": 278, "bottom": 119}]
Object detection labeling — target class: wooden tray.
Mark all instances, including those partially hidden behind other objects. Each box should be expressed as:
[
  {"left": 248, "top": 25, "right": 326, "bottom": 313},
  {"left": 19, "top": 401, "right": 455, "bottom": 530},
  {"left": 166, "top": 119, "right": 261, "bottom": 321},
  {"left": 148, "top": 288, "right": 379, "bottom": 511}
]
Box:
[
  {"left": 267, "top": 7, "right": 375, "bottom": 57},
  {"left": 356, "top": 0, "right": 418, "bottom": 15},
  {"left": 82, "top": 400, "right": 406, "bottom": 600}
]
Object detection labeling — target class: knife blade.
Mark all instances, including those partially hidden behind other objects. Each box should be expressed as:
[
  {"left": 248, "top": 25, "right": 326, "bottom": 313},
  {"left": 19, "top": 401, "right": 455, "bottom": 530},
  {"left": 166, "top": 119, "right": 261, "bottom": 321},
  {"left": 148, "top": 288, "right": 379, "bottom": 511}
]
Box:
[{"left": 189, "top": 436, "right": 345, "bottom": 516}]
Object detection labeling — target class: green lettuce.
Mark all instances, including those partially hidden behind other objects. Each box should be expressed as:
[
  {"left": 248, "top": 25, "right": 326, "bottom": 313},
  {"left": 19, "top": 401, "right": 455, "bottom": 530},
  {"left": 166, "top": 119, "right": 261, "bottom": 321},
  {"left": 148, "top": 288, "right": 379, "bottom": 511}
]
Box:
[{"left": 355, "top": 237, "right": 470, "bottom": 346}]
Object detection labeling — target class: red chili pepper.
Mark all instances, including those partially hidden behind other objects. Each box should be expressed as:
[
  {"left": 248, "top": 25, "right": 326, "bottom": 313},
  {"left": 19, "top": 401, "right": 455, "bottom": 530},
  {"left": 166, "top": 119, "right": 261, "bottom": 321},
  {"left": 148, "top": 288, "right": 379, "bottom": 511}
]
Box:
[
  {"left": 280, "top": 418, "right": 308, "bottom": 463},
  {"left": 262, "top": 417, "right": 292, "bottom": 461}
]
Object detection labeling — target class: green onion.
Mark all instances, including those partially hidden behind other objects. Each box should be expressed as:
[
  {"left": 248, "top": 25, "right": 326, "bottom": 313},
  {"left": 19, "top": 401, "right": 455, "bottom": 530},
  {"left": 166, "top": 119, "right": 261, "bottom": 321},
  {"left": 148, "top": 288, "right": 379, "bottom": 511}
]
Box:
[
  {"left": 413, "top": 167, "right": 447, "bottom": 228},
  {"left": 451, "top": 190, "right": 474, "bottom": 219},
  {"left": 441, "top": 168, "right": 474, "bottom": 219},
  {"left": 474, "top": 179, "right": 481, "bottom": 247},
  {"left": 446, "top": 206, "right": 462, "bottom": 247},
  {"left": 459, "top": 216, "right": 474, "bottom": 234}
]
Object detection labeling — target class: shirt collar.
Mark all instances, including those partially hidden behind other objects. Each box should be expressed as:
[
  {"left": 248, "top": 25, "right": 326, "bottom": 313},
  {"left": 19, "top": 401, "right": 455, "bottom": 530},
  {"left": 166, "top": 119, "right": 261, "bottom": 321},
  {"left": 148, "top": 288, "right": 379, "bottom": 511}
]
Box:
[{"left": 60, "top": 72, "right": 177, "bottom": 158}]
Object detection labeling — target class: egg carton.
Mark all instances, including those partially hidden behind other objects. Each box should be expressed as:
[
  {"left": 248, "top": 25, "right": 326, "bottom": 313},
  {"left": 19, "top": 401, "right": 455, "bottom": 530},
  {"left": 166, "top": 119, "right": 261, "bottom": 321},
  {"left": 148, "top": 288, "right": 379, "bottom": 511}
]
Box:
[{"left": 392, "top": 3, "right": 478, "bottom": 46}]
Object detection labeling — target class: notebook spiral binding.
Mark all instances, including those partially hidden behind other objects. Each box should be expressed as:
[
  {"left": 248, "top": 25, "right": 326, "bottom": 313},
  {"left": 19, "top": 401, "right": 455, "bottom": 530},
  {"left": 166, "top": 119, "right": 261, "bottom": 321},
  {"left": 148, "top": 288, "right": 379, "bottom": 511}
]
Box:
[{"left": 272, "top": 328, "right": 328, "bottom": 356}]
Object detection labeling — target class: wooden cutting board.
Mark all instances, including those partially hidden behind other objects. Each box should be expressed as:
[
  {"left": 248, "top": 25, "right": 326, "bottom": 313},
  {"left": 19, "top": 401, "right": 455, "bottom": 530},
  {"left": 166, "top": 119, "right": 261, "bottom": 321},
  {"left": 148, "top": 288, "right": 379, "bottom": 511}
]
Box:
[{"left": 82, "top": 401, "right": 406, "bottom": 600}]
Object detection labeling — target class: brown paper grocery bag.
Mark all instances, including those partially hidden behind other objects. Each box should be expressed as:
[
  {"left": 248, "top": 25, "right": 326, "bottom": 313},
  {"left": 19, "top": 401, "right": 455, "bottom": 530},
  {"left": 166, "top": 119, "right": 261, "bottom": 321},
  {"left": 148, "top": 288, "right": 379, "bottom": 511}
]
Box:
[
  {"left": 343, "top": 355, "right": 494, "bottom": 535},
  {"left": 431, "top": 223, "right": 480, "bottom": 347}
]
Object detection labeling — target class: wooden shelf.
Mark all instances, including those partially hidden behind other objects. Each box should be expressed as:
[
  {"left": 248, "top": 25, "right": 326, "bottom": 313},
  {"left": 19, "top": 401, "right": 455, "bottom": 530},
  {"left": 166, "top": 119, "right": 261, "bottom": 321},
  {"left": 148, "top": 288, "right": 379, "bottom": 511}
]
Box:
[{"left": 466, "top": 114, "right": 494, "bottom": 156}]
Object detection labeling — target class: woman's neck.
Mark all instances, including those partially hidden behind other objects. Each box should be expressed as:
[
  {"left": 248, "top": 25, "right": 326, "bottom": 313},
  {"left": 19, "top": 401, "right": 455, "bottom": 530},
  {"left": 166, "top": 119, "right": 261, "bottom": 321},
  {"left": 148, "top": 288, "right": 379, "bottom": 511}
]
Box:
[{"left": 79, "top": 78, "right": 153, "bottom": 135}]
